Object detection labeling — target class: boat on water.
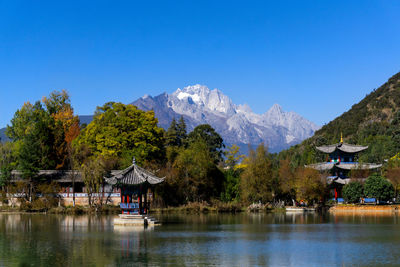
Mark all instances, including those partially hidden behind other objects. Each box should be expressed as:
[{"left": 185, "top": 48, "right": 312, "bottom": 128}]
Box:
[{"left": 285, "top": 207, "right": 316, "bottom": 212}]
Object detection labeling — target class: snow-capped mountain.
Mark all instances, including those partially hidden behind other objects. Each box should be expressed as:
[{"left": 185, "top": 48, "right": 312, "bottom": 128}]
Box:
[{"left": 132, "top": 84, "right": 320, "bottom": 152}]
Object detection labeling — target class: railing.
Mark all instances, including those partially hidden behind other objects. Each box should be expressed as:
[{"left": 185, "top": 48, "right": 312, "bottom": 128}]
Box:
[
  {"left": 59, "top": 193, "right": 121, "bottom": 198},
  {"left": 120, "top": 203, "right": 139, "bottom": 209}
]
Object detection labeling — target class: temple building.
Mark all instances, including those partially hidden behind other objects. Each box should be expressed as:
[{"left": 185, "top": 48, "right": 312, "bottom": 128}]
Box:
[
  {"left": 105, "top": 158, "right": 164, "bottom": 217},
  {"left": 307, "top": 135, "right": 381, "bottom": 201}
]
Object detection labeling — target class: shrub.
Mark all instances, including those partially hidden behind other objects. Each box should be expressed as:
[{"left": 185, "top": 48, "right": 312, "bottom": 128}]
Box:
[
  {"left": 364, "top": 174, "right": 394, "bottom": 202},
  {"left": 343, "top": 181, "right": 363, "bottom": 203}
]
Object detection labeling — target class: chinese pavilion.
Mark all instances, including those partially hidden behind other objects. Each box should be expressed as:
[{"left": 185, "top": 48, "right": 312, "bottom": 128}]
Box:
[
  {"left": 105, "top": 158, "right": 164, "bottom": 225},
  {"left": 307, "top": 135, "right": 381, "bottom": 201}
]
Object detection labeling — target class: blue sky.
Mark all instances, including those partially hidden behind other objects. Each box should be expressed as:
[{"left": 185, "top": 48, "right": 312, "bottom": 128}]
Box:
[{"left": 1, "top": 0, "right": 400, "bottom": 128}]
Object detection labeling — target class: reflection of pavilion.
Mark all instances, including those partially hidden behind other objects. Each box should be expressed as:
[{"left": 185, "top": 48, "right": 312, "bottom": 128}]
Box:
[
  {"left": 307, "top": 136, "right": 381, "bottom": 201},
  {"left": 105, "top": 158, "right": 164, "bottom": 226}
]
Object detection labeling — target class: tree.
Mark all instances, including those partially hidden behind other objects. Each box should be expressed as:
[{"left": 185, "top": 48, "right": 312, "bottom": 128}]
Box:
[
  {"left": 294, "top": 167, "right": 327, "bottom": 204},
  {"left": 221, "top": 145, "right": 244, "bottom": 202},
  {"left": 165, "top": 118, "right": 178, "bottom": 147},
  {"left": 80, "top": 157, "right": 106, "bottom": 207},
  {"left": 172, "top": 140, "right": 224, "bottom": 202},
  {"left": 188, "top": 124, "right": 224, "bottom": 163},
  {"left": 240, "top": 144, "right": 275, "bottom": 204},
  {"left": 364, "top": 174, "right": 394, "bottom": 202},
  {"left": 278, "top": 157, "right": 296, "bottom": 204},
  {"left": 7, "top": 101, "right": 57, "bottom": 200},
  {"left": 7, "top": 90, "right": 80, "bottom": 171},
  {"left": 225, "top": 144, "right": 244, "bottom": 168},
  {"left": 74, "top": 102, "right": 165, "bottom": 167},
  {"left": 0, "top": 142, "right": 16, "bottom": 188},
  {"left": 342, "top": 181, "right": 363, "bottom": 203},
  {"left": 386, "top": 167, "right": 400, "bottom": 199},
  {"left": 176, "top": 116, "right": 187, "bottom": 147}
]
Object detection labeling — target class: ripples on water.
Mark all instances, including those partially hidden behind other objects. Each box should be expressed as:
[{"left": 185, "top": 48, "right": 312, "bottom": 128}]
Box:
[{"left": 0, "top": 212, "right": 400, "bottom": 266}]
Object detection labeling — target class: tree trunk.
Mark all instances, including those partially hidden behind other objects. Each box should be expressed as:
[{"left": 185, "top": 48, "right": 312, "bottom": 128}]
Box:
[{"left": 72, "top": 172, "right": 75, "bottom": 207}]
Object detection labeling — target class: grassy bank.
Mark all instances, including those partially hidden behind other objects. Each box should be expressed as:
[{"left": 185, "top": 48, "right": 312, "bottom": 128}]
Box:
[
  {"left": 0, "top": 201, "right": 289, "bottom": 214},
  {"left": 0, "top": 204, "right": 121, "bottom": 215}
]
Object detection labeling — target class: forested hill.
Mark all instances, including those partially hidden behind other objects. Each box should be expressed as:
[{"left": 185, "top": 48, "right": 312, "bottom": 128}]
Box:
[{"left": 280, "top": 71, "right": 400, "bottom": 166}]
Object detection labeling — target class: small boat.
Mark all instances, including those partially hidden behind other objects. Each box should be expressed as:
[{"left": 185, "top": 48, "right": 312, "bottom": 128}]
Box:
[{"left": 285, "top": 207, "right": 316, "bottom": 212}]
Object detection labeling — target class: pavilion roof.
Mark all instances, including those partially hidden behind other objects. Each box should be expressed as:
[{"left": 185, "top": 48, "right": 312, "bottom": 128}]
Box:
[
  {"left": 105, "top": 158, "right": 164, "bottom": 186},
  {"left": 316, "top": 142, "right": 368, "bottom": 154},
  {"left": 306, "top": 162, "right": 382, "bottom": 171}
]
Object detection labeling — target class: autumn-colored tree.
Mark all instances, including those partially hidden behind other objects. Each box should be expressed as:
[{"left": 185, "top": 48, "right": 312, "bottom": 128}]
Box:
[
  {"left": 7, "top": 90, "right": 80, "bottom": 171},
  {"left": 294, "top": 167, "right": 327, "bottom": 204},
  {"left": 240, "top": 144, "right": 276, "bottom": 204},
  {"left": 225, "top": 144, "right": 244, "bottom": 168},
  {"left": 43, "top": 90, "right": 80, "bottom": 169},
  {"left": 278, "top": 157, "right": 296, "bottom": 204},
  {"left": 386, "top": 168, "right": 400, "bottom": 198}
]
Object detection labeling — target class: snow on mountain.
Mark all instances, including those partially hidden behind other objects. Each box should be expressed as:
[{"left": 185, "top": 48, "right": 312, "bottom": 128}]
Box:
[{"left": 132, "top": 84, "right": 320, "bottom": 152}]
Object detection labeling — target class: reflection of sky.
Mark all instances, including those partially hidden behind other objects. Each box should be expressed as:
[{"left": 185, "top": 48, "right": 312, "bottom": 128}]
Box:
[{"left": 1, "top": 213, "right": 400, "bottom": 266}]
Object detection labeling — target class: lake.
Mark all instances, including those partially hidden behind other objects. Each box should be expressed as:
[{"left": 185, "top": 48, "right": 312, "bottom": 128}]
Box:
[{"left": 0, "top": 212, "right": 400, "bottom": 266}]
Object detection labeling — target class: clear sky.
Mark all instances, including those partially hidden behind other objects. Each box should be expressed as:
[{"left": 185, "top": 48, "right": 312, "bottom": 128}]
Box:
[{"left": 1, "top": 0, "right": 400, "bottom": 128}]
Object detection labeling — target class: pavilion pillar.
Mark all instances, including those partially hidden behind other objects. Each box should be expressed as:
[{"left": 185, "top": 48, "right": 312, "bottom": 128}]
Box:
[{"left": 144, "top": 186, "right": 148, "bottom": 214}]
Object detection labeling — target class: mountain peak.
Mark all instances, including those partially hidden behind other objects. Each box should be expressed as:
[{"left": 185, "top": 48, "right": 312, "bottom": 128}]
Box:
[
  {"left": 174, "top": 84, "right": 210, "bottom": 105},
  {"left": 268, "top": 103, "right": 283, "bottom": 113},
  {"left": 132, "top": 85, "right": 319, "bottom": 152}
]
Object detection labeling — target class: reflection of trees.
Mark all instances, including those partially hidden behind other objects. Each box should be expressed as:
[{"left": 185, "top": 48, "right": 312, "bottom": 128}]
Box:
[
  {"left": 0, "top": 214, "right": 118, "bottom": 266},
  {"left": 5, "top": 213, "right": 397, "bottom": 266}
]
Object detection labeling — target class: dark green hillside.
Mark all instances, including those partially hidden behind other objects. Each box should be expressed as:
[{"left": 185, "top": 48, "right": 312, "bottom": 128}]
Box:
[{"left": 280, "top": 72, "right": 400, "bottom": 166}]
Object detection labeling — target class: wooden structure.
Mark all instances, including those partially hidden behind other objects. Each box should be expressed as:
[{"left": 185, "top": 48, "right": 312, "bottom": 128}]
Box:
[
  {"left": 105, "top": 158, "right": 164, "bottom": 225},
  {"left": 307, "top": 135, "right": 381, "bottom": 201}
]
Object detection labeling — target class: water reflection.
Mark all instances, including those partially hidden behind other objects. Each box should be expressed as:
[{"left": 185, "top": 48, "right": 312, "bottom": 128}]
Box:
[{"left": 1, "top": 212, "right": 400, "bottom": 266}]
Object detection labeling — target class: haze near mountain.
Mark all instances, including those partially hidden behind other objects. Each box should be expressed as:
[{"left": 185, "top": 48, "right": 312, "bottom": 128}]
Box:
[{"left": 133, "top": 85, "right": 320, "bottom": 152}]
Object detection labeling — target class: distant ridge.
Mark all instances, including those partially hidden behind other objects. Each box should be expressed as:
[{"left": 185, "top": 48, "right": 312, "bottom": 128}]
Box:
[{"left": 132, "top": 85, "right": 319, "bottom": 152}]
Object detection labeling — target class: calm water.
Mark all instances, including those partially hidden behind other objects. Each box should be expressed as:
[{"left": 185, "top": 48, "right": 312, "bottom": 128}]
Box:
[{"left": 0, "top": 212, "right": 400, "bottom": 266}]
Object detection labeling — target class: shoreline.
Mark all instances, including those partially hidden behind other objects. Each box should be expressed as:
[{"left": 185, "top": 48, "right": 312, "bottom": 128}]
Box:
[
  {"left": 3, "top": 203, "right": 400, "bottom": 215},
  {"left": 329, "top": 204, "right": 400, "bottom": 213}
]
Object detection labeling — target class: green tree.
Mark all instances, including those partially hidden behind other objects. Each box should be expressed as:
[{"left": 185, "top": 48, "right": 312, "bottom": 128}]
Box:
[
  {"left": 188, "top": 124, "right": 224, "bottom": 163},
  {"left": 80, "top": 157, "right": 106, "bottom": 207},
  {"left": 0, "top": 142, "right": 16, "bottom": 188},
  {"left": 165, "top": 118, "right": 178, "bottom": 146},
  {"left": 176, "top": 116, "right": 187, "bottom": 147},
  {"left": 342, "top": 181, "right": 363, "bottom": 203},
  {"left": 364, "top": 174, "right": 394, "bottom": 202},
  {"left": 240, "top": 144, "right": 275, "bottom": 204},
  {"left": 221, "top": 145, "right": 244, "bottom": 202},
  {"left": 74, "top": 102, "right": 165, "bottom": 166},
  {"left": 172, "top": 140, "right": 224, "bottom": 202},
  {"left": 7, "top": 90, "right": 79, "bottom": 171}
]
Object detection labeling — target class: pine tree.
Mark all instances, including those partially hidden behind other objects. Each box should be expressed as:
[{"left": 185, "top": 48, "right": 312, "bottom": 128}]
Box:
[
  {"left": 165, "top": 118, "right": 178, "bottom": 146},
  {"left": 176, "top": 116, "right": 187, "bottom": 147}
]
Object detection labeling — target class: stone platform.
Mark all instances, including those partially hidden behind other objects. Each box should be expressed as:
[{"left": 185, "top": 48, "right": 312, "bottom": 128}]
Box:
[{"left": 113, "top": 214, "right": 160, "bottom": 226}]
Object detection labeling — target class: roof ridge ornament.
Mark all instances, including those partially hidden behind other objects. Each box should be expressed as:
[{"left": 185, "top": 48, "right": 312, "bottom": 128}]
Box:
[
  {"left": 340, "top": 132, "right": 343, "bottom": 143},
  {"left": 132, "top": 157, "right": 136, "bottom": 164}
]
